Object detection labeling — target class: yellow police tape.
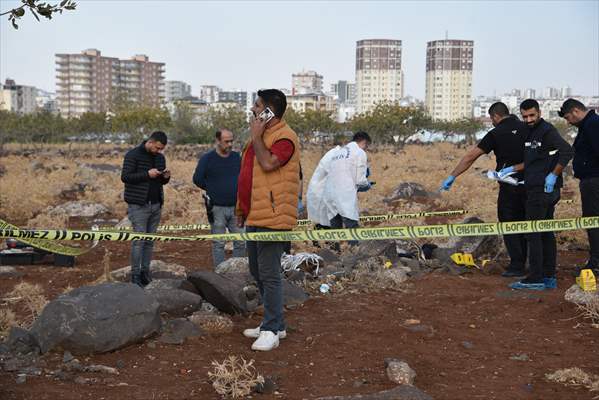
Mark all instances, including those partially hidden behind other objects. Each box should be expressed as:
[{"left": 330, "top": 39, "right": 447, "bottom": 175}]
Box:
[
  {"left": 0, "top": 219, "right": 98, "bottom": 256},
  {"left": 97, "top": 209, "right": 468, "bottom": 232},
  {"left": 2, "top": 216, "right": 599, "bottom": 243}
]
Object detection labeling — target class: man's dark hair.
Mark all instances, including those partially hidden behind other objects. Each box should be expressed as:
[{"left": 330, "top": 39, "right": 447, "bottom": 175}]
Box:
[
  {"left": 488, "top": 102, "right": 510, "bottom": 117},
  {"left": 520, "top": 99, "right": 540, "bottom": 111},
  {"left": 149, "top": 131, "right": 167, "bottom": 145},
  {"left": 215, "top": 130, "right": 223, "bottom": 140},
  {"left": 559, "top": 98, "right": 587, "bottom": 117},
  {"left": 258, "top": 89, "right": 287, "bottom": 118},
  {"left": 352, "top": 131, "right": 372, "bottom": 144}
]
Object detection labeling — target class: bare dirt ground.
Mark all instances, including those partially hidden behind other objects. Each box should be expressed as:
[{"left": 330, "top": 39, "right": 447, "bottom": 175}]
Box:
[
  {"left": 1, "top": 143, "right": 598, "bottom": 399},
  {"left": 1, "top": 240, "right": 598, "bottom": 400}
]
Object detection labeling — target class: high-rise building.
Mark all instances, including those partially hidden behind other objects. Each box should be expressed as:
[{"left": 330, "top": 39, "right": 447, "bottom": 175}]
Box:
[
  {"left": 425, "top": 39, "right": 473, "bottom": 121},
  {"left": 198, "top": 85, "right": 221, "bottom": 103},
  {"left": 164, "top": 80, "right": 191, "bottom": 102},
  {"left": 292, "top": 70, "right": 323, "bottom": 95},
  {"left": 330, "top": 80, "right": 356, "bottom": 105},
  {"left": 561, "top": 86, "right": 572, "bottom": 98},
  {"left": 218, "top": 90, "right": 247, "bottom": 108},
  {"left": 55, "top": 49, "right": 165, "bottom": 117},
  {"left": 355, "top": 39, "right": 403, "bottom": 113},
  {"left": 0, "top": 78, "right": 38, "bottom": 114},
  {"left": 542, "top": 87, "right": 559, "bottom": 99},
  {"left": 287, "top": 92, "right": 336, "bottom": 113},
  {"left": 524, "top": 88, "right": 536, "bottom": 99}
]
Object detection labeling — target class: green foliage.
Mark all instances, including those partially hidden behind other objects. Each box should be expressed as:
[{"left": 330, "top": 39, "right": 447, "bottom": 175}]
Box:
[
  {"left": 433, "top": 118, "right": 485, "bottom": 145},
  {"left": 348, "top": 102, "right": 433, "bottom": 146},
  {"left": 2, "top": 0, "right": 77, "bottom": 29},
  {"left": 284, "top": 108, "right": 341, "bottom": 139},
  {"left": 111, "top": 106, "right": 172, "bottom": 144}
]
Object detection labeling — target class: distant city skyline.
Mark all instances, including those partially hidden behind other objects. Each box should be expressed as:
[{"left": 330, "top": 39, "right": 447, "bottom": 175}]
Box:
[{"left": 1, "top": 1, "right": 597, "bottom": 98}]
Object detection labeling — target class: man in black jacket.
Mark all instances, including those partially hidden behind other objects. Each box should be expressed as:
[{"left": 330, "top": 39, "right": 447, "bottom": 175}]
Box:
[
  {"left": 121, "top": 131, "right": 170, "bottom": 287},
  {"left": 559, "top": 99, "right": 599, "bottom": 275},
  {"left": 508, "top": 99, "right": 573, "bottom": 290},
  {"left": 440, "top": 102, "right": 529, "bottom": 277}
]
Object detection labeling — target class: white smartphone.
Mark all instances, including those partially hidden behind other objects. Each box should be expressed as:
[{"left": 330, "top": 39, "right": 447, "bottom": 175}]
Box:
[{"left": 258, "top": 107, "right": 275, "bottom": 123}]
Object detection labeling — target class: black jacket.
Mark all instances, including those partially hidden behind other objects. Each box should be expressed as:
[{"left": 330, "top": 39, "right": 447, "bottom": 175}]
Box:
[
  {"left": 573, "top": 110, "right": 599, "bottom": 179},
  {"left": 121, "top": 142, "right": 169, "bottom": 205},
  {"left": 524, "top": 119, "right": 573, "bottom": 189}
]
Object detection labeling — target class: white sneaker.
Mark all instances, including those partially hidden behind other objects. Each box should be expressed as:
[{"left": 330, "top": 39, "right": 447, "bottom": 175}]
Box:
[
  {"left": 251, "top": 331, "right": 280, "bottom": 351},
  {"left": 243, "top": 326, "right": 287, "bottom": 339}
]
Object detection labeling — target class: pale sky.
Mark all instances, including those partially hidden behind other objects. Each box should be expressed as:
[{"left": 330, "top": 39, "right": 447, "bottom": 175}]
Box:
[{"left": 1, "top": 0, "right": 598, "bottom": 98}]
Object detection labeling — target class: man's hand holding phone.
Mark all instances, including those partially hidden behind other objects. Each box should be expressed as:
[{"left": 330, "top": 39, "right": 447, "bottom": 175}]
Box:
[
  {"left": 250, "top": 114, "right": 268, "bottom": 141},
  {"left": 148, "top": 168, "right": 161, "bottom": 178},
  {"left": 161, "top": 169, "right": 170, "bottom": 179}
]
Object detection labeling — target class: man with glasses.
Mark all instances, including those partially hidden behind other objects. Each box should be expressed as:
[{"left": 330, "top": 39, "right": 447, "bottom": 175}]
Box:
[{"left": 193, "top": 129, "right": 245, "bottom": 267}]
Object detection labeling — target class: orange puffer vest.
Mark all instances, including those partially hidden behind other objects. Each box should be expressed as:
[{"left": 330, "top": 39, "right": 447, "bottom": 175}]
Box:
[{"left": 240, "top": 120, "right": 300, "bottom": 230}]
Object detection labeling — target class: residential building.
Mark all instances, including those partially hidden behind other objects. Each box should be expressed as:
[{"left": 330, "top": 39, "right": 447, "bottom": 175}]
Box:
[
  {"left": 287, "top": 92, "right": 336, "bottom": 113},
  {"left": 561, "top": 86, "right": 572, "bottom": 98},
  {"left": 36, "top": 89, "right": 59, "bottom": 114},
  {"left": 55, "top": 49, "right": 165, "bottom": 117},
  {"left": 330, "top": 80, "right": 356, "bottom": 105},
  {"left": 199, "top": 85, "right": 221, "bottom": 103},
  {"left": 542, "top": 87, "right": 559, "bottom": 99},
  {"left": 1, "top": 79, "right": 38, "bottom": 114},
  {"left": 292, "top": 70, "right": 323, "bottom": 95},
  {"left": 164, "top": 80, "right": 191, "bottom": 102},
  {"left": 524, "top": 88, "right": 536, "bottom": 99},
  {"left": 425, "top": 39, "right": 474, "bottom": 121},
  {"left": 218, "top": 90, "right": 247, "bottom": 108},
  {"left": 355, "top": 39, "right": 403, "bottom": 113}
]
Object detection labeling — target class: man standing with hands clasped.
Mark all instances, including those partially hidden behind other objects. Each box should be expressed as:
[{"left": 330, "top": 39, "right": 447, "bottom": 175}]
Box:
[
  {"left": 503, "top": 99, "right": 573, "bottom": 290},
  {"left": 236, "top": 89, "right": 300, "bottom": 351}
]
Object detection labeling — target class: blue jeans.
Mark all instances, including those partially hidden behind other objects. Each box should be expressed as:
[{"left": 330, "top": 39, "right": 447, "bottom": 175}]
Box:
[
  {"left": 211, "top": 206, "right": 246, "bottom": 267},
  {"left": 330, "top": 214, "right": 359, "bottom": 247},
  {"left": 246, "top": 226, "right": 285, "bottom": 333},
  {"left": 128, "top": 203, "right": 162, "bottom": 275}
]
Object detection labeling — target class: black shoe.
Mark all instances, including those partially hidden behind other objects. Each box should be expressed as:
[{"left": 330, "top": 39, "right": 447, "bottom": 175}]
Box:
[
  {"left": 140, "top": 269, "right": 152, "bottom": 286},
  {"left": 501, "top": 269, "right": 527, "bottom": 277},
  {"left": 131, "top": 273, "right": 144, "bottom": 288}
]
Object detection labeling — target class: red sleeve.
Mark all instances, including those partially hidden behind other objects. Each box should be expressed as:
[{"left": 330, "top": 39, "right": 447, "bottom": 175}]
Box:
[{"left": 270, "top": 139, "right": 295, "bottom": 166}]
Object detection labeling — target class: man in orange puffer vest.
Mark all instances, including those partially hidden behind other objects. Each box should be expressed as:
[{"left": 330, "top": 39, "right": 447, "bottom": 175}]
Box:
[{"left": 237, "top": 89, "right": 300, "bottom": 351}]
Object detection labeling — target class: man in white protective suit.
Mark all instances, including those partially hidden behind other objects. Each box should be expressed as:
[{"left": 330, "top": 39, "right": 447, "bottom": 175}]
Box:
[{"left": 307, "top": 131, "right": 373, "bottom": 248}]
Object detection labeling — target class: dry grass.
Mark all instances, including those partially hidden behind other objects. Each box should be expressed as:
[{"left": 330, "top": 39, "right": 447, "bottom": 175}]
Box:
[
  {"left": 576, "top": 295, "right": 599, "bottom": 324},
  {"left": 190, "top": 312, "right": 234, "bottom": 335},
  {"left": 546, "top": 368, "right": 599, "bottom": 392},
  {"left": 0, "top": 142, "right": 585, "bottom": 245},
  {"left": 208, "top": 355, "right": 264, "bottom": 399},
  {"left": 0, "top": 308, "right": 17, "bottom": 338},
  {"left": 8, "top": 282, "right": 48, "bottom": 326}
]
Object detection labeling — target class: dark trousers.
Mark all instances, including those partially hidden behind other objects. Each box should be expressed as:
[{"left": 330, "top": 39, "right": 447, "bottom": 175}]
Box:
[
  {"left": 246, "top": 226, "right": 285, "bottom": 333},
  {"left": 497, "top": 184, "right": 528, "bottom": 271},
  {"left": 580, "top": 177, "right": 599, "bottom": 268},
  {"left": 330, "top": 214, "right": 359, "bottom": 248},
  {"left": 128, "top": 203, "right": 162, "bottom": 276},
  {"left": 525, "top": 188, "right": 561, "bottom": 282}
]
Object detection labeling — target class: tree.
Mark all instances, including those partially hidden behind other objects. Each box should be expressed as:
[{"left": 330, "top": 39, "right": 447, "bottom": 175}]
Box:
[
  {"left": 348, "top": 102, "right": 432, "bottom": 146},
  {"left": 111, "top": 106, "right": 172, "bottom": 144},
  {"left": 1, "top": 0, "right": 76, "bottom": 29},
  {"left": 170, "top": 102, "right": 203, "bottom": 144},
  {"left": 285, "top": 108, "right": 341, "bottom": 140},
  {"left": 74, "top": 112, "right": 109, "bottom": 134}
]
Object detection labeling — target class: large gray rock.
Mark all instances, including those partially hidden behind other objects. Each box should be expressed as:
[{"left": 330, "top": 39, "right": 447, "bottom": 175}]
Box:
[
  {"left": 47, "top": 201, "right": 109, "bottom": 218},
  {"left": 215, "top": 257, "right": 249, "bottom": 275},
  {"left": 316, "top": 385, "right": 433, "bottom": 400},
  {"left": 282, "top": 280, "right": 310, "bottom": 306},
  {"left": 111, "top": 260, "right": 187, "bottom": 281},
  {"left": 158, "top": 318, "right": 202, "bottom": 345},
  {"left": 5, "top": 327, "right": 40, "bottom": 356},
  {"left": 431, "top": 217, "right": 502, "bottom": 264},
  {"left": 30, "top": 283, "right": 161, "bottom": 354},
  {"left": 145, "top": 278, "right": 199, "bottom": 294},
  {"left": 146, "top": 289, "right": 203, "bottom": 317},
  {"left": 564, "top": 284, "right": 599, "bottom": 306},
  {"left": 187, "top": 271, "right": 258, "bottom": 315},
  {"left": 385, "top": 358, "right": 416, "bottom": 385}
]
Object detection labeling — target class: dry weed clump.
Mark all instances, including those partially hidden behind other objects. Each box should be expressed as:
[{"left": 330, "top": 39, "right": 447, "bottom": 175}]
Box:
[
  {"left": 208, "top": 355, "right": 264, "bottom": 399},
  {"left": 0, "top": 308, "right": 17, "bottom": 338},
  {"left": 189, "top": 312, "right": 233, "bottom": 335},
  {"left": 9, "top": 282, "right": 48, "bottom": 325},
  {"left": 546, "top": 367, "right": 599, "bottom": 392},
  {"left": 576, "top": 295, "right": 599, "bottom": 324},
  {"left": 27, "top": 208, "right": 69, "bottom": 230}
]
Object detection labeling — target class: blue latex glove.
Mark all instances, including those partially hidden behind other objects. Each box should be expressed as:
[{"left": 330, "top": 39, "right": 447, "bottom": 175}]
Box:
[
  {"left": 544, "top": 173, "right": 558, "bottom": 193},
  {"left": 497, "top": 166, "right": 515, "bottom": 179},
  {"left": 440, "top": 175, "right": 455, "bottom": 191}
]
